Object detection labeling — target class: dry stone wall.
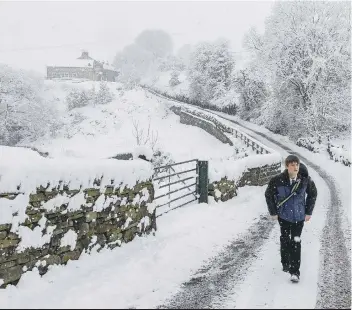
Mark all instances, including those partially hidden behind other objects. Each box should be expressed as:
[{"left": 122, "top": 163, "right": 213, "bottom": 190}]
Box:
[
  {"left": 0, "top": 179, "right": 155, "bottom": 288},
  {"left": 170, "top": 106, "right": 233, "bottom": 146},
  {"left": 209, "top": 162, "right": 281, "bottom": 202}
]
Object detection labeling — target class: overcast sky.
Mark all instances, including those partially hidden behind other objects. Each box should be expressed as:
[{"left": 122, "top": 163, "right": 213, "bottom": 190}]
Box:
[{"left": 0, "top": 0, "right": 274, "bottom": 75}]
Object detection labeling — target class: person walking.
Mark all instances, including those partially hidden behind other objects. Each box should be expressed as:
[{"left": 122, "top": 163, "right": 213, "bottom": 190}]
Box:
[{"left": 265, "top": 155, "right": 318, "bottom": 282}]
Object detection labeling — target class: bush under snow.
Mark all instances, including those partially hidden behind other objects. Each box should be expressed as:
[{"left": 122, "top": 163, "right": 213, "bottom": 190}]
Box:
[{"left": 66, "top": 81, "right": 114, "bottom": 110}]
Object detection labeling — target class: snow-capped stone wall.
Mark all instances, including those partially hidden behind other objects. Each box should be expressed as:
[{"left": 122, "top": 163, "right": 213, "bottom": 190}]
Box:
[
  {"left": 208, "top": 161, "right": 282, "bottom": 202},
  {"left": 0, "top": 146, "right": 156, "bottom": 288},
  {"left": 170, "top": 106, "right": 234, "bottom": 146},
  {"left": 0, "top": 179, "right": 155, "bottom": 288}
]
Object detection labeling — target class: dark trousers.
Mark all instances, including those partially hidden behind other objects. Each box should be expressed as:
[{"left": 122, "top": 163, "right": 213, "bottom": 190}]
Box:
[{"left": 278, "top": 217, "right": 304, "bottom": 276}]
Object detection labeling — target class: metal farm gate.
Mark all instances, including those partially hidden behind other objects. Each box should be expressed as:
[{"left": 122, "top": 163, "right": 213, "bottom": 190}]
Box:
[{"left": 152, "top": 159, "right": 208, "bottom": 217}]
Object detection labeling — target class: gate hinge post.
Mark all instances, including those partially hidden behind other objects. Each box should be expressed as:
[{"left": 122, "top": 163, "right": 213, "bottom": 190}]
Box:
[{"left": 197, "top": 160, "right": 208, "bottom": 204}]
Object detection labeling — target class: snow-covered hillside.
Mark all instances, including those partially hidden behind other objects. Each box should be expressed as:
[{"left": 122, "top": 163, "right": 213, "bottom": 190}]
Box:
[{"left": 27, "top": 80, "right": 250, "bottom": 164}]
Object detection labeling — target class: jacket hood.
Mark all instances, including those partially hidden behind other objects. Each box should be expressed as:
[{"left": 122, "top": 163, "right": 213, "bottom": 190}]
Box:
[{"left": 299, "top": 162, "right": 309, "bottom": 178}]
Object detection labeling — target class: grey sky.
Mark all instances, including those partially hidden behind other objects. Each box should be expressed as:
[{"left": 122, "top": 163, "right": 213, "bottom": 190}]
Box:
[{"left": 0, "top": 0, "right": 274, "bottom": 75}]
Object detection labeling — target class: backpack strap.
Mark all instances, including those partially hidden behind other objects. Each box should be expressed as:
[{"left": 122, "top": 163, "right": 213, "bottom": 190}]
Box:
[{"left": 277, "top": 179, "right": 301, "bottom": 208}]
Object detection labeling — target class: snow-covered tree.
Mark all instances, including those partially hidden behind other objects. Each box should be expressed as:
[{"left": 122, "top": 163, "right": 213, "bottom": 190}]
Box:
[
  {"left": 0, "top": 64, "right": 59, "bottom": 145},
  {"left": 211, "top": 87, "right": 239, "bottom": 114},
  {"left": 188, "top": 41, "right": 212, "bottom": 103},
  {"left": 169, "top": 70, "right": 181, "bottom": 87},
  {"left": 188, "top": 39, "right": 235, "bottom": 105},
  {"left": 96, "top": 81, "right": 114, "bottom": 105},
  {"left": 244, "top": 1, "right": 351, "bottom": 138},
  {"left": 233, "top": 68, "right": 268, "bottom": 121},
  {"left": 66, "top": 89, "right": 90, "bottom": 110}
]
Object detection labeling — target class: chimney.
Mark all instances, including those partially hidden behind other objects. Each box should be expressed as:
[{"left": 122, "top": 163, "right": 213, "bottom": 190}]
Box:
[{"left": 78, "top": 50, "right": 91, "bottom": 59}]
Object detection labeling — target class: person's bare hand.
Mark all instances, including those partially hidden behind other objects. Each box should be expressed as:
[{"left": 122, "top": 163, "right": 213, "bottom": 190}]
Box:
[
  {"left": 271, "top": 215, "right": 278, "bottom": 220},
  {"left": 305, "top": 215, "right": 311, "bottom": 222}
]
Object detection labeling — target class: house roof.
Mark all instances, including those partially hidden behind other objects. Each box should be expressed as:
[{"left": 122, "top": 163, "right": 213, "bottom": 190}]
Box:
[
  {"left": 47, "top": 51, "right": 117, "bottom": 71},
  {"left": 47, "top": 59, "right": 95, "bottom": 68}
]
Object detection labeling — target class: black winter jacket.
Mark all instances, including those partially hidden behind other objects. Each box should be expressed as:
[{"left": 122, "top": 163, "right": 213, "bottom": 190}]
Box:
[{"left": 264, "top": 163, "right": 317, "bottom": 222}]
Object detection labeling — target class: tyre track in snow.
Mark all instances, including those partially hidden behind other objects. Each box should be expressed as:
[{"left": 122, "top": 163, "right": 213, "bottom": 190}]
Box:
[
  {"left": 157, "top": 214, "right": 275, "bottom": 309},
  {"left": 146, "top": 89, "right": 351, "bottom": 309}
]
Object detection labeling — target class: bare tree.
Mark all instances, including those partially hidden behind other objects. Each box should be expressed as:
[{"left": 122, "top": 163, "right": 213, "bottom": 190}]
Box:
[{"left": 132, "top": 118, "right": 159, "bottom": 151}]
